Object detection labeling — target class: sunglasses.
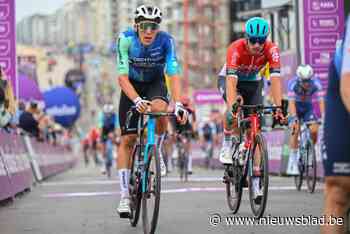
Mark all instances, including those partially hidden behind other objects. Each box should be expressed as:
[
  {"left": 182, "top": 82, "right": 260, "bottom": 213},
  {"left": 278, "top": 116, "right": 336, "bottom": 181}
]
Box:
[
  {"left": 139, "top": 22, "right": 159, "bottom": 32},
  {"left": 248, "top": 37, "right": 267, "bottom": 45}
]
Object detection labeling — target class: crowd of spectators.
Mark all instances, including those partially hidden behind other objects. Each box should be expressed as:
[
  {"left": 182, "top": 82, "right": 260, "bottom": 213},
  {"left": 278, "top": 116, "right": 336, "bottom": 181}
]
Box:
[{"left": 0, "top": 67, "right": 71, "bottom": 146}]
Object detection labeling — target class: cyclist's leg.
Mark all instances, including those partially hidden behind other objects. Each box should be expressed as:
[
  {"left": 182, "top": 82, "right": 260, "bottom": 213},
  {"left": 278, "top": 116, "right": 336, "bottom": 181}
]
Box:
[
  {"left": 239, "top": 80, "right": 263, "bottom": 173},
  {"left": 288, "top": 102, "right": 308, "bottom": 175},
  {"left": 117, "top": 91, "right": 139, "bottom": 215},
  {"left": 147, "top": 76, "right": 169, "bottom": 175},
  {"left": 218, "top": 75, "right": 238, "bottom": 164},
  {"left": 240, "top": 80, "right": 265, "bottom": 200},
  {"left": 184, "top": 134, "right": 192, "bottom": 173},
  {"left": 322, "top": 176, "right": 350, "bottom": 234}
]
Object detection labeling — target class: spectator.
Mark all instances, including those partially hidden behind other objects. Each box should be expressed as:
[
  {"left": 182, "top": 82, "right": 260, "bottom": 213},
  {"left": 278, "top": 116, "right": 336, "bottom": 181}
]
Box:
[
  {"left": 0, "top": 69, "right": 13, "bottom": 128},
  {"left": 18, "top": 101, "right": 41, "bottom": 139}
]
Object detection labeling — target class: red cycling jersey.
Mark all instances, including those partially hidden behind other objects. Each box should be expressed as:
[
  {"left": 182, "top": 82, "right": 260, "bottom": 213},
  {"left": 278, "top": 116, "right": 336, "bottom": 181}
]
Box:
[{"left": 226, "top": 38, "right": 281, "bottom": 81}]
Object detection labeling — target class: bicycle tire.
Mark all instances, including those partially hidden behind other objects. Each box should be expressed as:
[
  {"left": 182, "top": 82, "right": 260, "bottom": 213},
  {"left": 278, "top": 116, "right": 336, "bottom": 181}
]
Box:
[
  {"left": 294, "top": 147, "right": 304, "bottom": 191},
  {"left": 226, "top": 164, "right": 243, "bottom": 214},
  {"left": 248, "top": 133, "right": 269, "bottom": 218},
  {"left": 142, "top": 145, "right": 161, "bottom": 234},
  {"left": 129, "top": 145, "right": 142, "bottom": 227},
  {"left": 306, "top": 140, "right": 317, "bottom": 193}
]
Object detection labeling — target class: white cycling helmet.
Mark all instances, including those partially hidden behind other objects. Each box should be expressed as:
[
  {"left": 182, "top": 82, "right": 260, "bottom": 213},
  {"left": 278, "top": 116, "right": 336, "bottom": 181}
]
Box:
[
  {"left": 103, "top": 104, "right": 114, "bottom": 114},
  {"left": 134, "top": 5, "right": 162, "bottom": 24},
  {"left": 296, "top": 64, "right": 314, "bottom": 80}
]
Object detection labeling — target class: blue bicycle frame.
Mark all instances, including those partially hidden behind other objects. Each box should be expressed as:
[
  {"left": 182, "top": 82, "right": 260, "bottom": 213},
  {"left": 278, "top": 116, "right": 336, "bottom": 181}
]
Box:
[{"left": 142, "top": 116, "right": 157, "bottom": 193}]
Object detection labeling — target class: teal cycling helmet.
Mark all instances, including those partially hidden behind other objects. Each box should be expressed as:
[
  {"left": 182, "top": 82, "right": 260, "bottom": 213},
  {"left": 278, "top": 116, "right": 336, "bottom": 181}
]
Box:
[{"left": 245, "top": 17, "right": 270, "bottom": 38}]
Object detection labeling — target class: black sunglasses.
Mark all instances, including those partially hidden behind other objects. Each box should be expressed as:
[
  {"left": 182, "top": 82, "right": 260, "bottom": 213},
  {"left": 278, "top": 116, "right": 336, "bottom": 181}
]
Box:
[
  {"left": 248, "top": 37, "right": 267, "bottom": 45},
  {"left": 139, "top": 22, "right": 159, "bottom": 31}
]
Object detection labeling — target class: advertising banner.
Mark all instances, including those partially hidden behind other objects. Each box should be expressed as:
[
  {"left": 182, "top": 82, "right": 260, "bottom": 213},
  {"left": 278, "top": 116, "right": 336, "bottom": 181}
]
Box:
[
  {"left": 0, "top": 0, "right": 17, "bottom": 97},
  {"left": 303, "top": 0, "right": 345, "bottom": 89}
]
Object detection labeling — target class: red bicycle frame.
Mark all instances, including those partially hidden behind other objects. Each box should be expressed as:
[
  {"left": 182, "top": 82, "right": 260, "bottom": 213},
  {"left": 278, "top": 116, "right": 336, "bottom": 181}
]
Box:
[{"left": 241, "top": 112, "right": 261, "bottom": 152}]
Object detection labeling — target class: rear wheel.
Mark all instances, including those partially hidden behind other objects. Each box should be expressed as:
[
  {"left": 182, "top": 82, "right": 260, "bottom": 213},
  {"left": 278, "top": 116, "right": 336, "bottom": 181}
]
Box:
[
  {"left": 305, "top": 141, "right": 317, "bottom": 193},
  {"left": 248, "top": 134, "right": 269, "bottom": 218},
  {"left": 142, "top": 145, "right": 161, "bottom": 234}
]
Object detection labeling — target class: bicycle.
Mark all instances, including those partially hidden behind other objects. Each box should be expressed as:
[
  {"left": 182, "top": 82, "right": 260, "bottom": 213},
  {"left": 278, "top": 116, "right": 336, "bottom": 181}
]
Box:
[
  {"left": 175, "top": 131, "right": 191, "bottom": 182},
  {"left": 126, "top": 106, "right": 175, "bottom": 234},
  {"left": 293, "top": 120, "right": 319, "bottom": 193},
  {"left": 224, "top": 103, "right": 286, "bottom": 218},
  {"left": 104, "top": 134, "right": 116, "bottom": 179}
]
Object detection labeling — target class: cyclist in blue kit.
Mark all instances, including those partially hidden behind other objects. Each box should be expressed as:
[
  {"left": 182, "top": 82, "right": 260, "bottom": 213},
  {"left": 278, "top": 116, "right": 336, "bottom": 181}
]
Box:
[
  {"left": 116, "top": 5, "right": 188, "bottom": 217},
  {"left": 321, "top": 15, "right": 350, "bottom": 234},
  {"left": 286, "top": 64, "right": 324, "bottom": 175}
]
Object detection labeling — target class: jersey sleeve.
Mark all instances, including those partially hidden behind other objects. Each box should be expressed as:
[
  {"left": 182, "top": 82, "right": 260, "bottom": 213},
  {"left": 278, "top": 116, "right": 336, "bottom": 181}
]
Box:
[
  {"left": 226, "top": 43, "right": 240, "bottom": 79},
  {"left": 218, "top": 64, "right": 226, "bottom": 77},
  {"left": 266, "top": 43, "right": 281, "bottom": 77},
  {"left": 117, "top": 32, "right": 132, "bottom": 76},
  {"left": 287, "top": 78, "right": 297, "bottom": 100},
  {"left": 165, "top": 36, "right": 180, "bottom": 77},
  {"left": 97, "top": 112, "right": 103, "bottom": 129},
  {"left": 341, "top": 16, "right": 350, "bottom": 76},
  {"left": 313, "top": 77, "right": 325, "bottom": 100}
]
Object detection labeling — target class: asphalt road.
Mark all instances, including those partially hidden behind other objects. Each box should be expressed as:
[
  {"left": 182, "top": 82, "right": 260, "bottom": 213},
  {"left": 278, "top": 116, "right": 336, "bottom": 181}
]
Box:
[{"left": 0, "top": 161, "right": 325, "bottom": 234}]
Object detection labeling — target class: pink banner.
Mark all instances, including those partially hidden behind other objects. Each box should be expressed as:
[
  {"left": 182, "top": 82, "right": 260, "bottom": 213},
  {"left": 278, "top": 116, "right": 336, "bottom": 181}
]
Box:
[
  {"left": 0, "top": 0, "right": 16, "bottom": 95},
  {"left": 193, "top": 89, "right": 224, "bottom": 105}
]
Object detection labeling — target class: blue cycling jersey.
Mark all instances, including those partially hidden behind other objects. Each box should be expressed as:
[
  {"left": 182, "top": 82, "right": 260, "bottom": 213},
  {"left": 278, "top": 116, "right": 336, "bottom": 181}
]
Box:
[
  {"left": 323, "top": 15, "right": 350, "bottom": 175},
  {"left": 287, "top": 76, "right": 324, "bottom": 103},
  {"left": 117, "top": 28, "right": 179, "bottom": 82}
]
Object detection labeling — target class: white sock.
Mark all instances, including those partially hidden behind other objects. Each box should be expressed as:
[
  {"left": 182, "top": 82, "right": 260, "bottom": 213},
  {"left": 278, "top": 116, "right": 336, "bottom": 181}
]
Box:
[
  {"left": 187, "top": 154, "right": 192, "bottom": 172},
  {"left": 223, "top": 134, "right": 232, "bottom": 147},
  {"left": 253, "top": 178, "right": 260, "bottom": 192},
  {"left": 287, "top": 149, "right": 298, "bottom": 174},
  {"left": 119, "top": 169, "right": 129, "bottom": 198}
]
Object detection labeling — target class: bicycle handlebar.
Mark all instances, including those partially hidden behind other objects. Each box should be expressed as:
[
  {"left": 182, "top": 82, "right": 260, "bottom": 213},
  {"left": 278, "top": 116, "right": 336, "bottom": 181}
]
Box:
[{"left": 126, "top": 106, "right": 176, "bottom": 129}]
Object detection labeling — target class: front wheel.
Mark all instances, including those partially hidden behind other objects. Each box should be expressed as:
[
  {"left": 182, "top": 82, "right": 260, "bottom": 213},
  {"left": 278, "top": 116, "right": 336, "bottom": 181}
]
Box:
[
  {"left": 248, "top": 134, "right": 269, "bottom": 218},
  {"left": 305, "top": 141, "right": 317, "bottom": 193},
  {"left": 294, "top": 148, "right": 304, "bottom": 191},
  {"left": 142, "top": 145, "right": 161, "bottom": 234},
  {"left": 129, "top": 145, "right": 142, "bottom": 227},
  {"left": 225, "top": 164, "right": 243, "bottom": 214}
]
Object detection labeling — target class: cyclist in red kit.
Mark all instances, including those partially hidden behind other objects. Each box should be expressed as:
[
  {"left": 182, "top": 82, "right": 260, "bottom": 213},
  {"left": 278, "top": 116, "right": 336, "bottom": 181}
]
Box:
[{"left": 217, "top": 17, "right": 286, "bottom": 203}]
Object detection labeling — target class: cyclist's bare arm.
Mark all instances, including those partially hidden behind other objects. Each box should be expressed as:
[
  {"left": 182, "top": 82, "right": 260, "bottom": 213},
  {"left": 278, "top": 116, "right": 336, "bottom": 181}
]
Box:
[
  {"left": 340, "top": 72, "right": 350, "bottom": 112},
  {"left": 118, "top": 75, "right": 140, "bottom": 101},
  {"left": 226, "top": 75, "right": 238, "bottom": 109},
  {"left": 168, "top": 74, "right": 182, "bottom": 102},
  {"left": 270, "top": 75, "right": 283, "bottom": 106}
]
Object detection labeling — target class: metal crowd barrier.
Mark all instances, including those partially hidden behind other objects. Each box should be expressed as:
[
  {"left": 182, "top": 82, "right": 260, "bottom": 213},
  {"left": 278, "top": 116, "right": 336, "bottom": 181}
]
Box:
[{"left": 0, "top": 131, "right": 78, "bottom": 202}]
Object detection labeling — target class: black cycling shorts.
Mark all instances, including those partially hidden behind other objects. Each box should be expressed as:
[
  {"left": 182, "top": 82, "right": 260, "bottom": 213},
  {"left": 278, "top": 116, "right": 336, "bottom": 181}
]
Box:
[
  {"left": 101, "top": 127, "right": 115, "bottom": 143},
  {"left": 119, "top": 76, "right": 169, "bottom": 136},
  {"left": 217, "top": 76, "right": 263, "bottom": 105}
]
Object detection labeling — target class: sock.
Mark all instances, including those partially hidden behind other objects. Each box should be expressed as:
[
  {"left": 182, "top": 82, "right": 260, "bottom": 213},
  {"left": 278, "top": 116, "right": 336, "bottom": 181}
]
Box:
[
  {"left": 287, "top": 149, "right": 298, "bottom": 174},
  {"left": 187, "top": 154, "right": 192, "bottom": 172},
  {"left": 223, "top": 129, "right": 233, "bottom": 147},
  {"left": 119, "top": 169, "right": 129, "bottom": 198}
]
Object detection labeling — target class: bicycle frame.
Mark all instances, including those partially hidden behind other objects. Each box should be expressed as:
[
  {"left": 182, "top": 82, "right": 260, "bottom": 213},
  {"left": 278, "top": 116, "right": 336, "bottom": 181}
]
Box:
[
  {"left": 238, "top": 113, "right": 260, "bottom": 150},
  {"left": 142, "top": 116, "right": 156, "bottom": 193}
]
